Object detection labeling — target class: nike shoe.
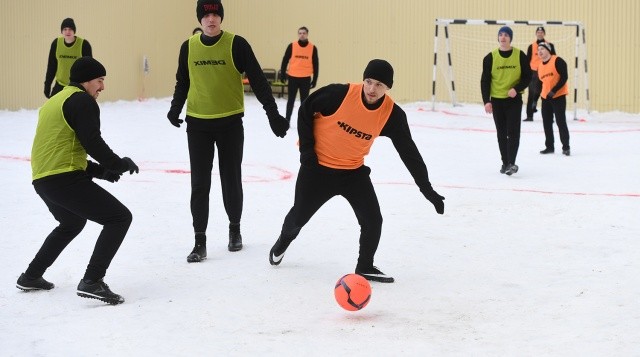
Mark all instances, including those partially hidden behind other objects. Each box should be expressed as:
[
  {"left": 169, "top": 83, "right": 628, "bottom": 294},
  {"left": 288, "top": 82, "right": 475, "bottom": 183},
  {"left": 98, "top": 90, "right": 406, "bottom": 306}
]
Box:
[
  {"left": 269, "top": 235, "right": 293, "bottom": 266},
  {"left": 355, "top": 266, "right": 395, "bottom": 283},
  {"left": 77, "top": 279, "right": 124, "bottom": 305},
  {"left": 187, "top": 243, "right": 207, "bottom": 263},
  {"left": 16, "top": 273, "right": 54, "bottom": 291}
]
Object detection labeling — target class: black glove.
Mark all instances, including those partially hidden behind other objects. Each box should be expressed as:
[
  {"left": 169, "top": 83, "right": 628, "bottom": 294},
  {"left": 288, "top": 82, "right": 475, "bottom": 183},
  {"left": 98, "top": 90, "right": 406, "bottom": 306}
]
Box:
[
  {"left": 44, "top": 83, "right": 50, "bottom": 99},
  {"left": 120, "top": 157, "right": 139, "bottom": 174},
  {"left": 280, "top": 73, "right": 287, "bottom": 83},
  {"left": 268, "top": 113, "right": 289, "bottom": 138},
  {"left": 101, "top": 170, "right": 122, "bottom": 183},
  {"left": 422, "top": 188, "right": 445, "bottom": 214},
  {"left": 167, "top": 111, "right": 184, "bottom": 128},
  {"left": 86, "top": 162, "right": 121, "bottom": 183},
  {"left": 546, "top": 90, "right": 556, "bottom": 99},
  {"left": 310, "top": 81, "right": 316, "bottom": 89}
]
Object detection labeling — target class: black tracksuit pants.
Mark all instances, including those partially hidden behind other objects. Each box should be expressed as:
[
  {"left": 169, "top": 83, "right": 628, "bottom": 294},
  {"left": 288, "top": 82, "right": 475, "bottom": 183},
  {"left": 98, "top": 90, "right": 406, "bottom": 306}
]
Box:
[
  {"left": 26, "top": 172, "right": 132, "bottom": 282},
  {"left": 186, "top": 116, "right": 244, "bottom": 234},
  {"left": 541, "top": 95, "right": 570, "bottom": 151},
  {"left": 526, "top": 71, "right": 541, "bottom": 119},
  {"left": 279, "top": 164, "right": 383, "bottom": 269},
  {"left": 285, "top": 76, "right": 311, "bottom": 121},
  {"left": 491, "top": 97, "right": 523, "bottom": 166}
]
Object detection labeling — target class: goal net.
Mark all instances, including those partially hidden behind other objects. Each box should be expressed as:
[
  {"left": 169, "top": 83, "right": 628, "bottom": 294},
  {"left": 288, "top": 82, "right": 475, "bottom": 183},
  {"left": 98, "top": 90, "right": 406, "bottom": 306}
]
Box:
[{"left": 431, "top": 19, "right": 590, "bottom": 119}]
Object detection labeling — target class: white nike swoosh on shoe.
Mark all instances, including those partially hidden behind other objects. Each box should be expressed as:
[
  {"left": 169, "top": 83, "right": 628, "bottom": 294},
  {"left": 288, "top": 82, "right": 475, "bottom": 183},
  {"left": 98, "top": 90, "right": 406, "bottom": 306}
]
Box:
[{"left": 271, "top": 252, "right": 284, "bottom": 263}]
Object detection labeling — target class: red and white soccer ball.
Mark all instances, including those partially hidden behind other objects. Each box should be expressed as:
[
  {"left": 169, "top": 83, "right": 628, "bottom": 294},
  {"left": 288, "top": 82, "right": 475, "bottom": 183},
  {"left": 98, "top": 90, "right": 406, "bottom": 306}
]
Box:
[{"left": 334, "top": 274, "right": 371, "bottom": 311}]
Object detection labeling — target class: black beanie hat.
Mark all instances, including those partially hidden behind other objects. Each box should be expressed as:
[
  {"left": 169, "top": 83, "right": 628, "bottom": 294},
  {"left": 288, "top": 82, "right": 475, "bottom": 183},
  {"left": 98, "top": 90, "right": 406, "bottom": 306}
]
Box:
[
  {"left": 363, "top": 59, "right": 394, "bottom": 89},
  {"left": 538, "top": 42, "right": 552, "bottom": 53},
  {"left": 70, "top": 57, "right": 106, "bottom": 83},
  {"left": 197, "top": 0, "right": 224, "bottom": 23},
  {"left": 61, "top": 18, "right": 76, "bottom": 33},
  {"left": 536, "top": 26, "right": 546, "bottom": 34}
]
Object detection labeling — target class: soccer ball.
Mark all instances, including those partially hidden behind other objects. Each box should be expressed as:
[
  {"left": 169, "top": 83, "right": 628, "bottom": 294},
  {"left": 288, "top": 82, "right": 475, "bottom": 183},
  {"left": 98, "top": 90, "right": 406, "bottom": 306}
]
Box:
[{"left": 334, "top": 274, "right": 371, "bottom": 311}]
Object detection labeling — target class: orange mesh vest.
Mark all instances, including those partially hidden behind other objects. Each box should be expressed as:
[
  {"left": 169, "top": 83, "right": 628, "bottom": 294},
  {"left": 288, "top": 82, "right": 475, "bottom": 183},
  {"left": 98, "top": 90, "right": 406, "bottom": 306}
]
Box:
[
  {"left": 530, "top": 41, "right": 542, "bottom": 70},
  {"left": 313, "top": 83, "right": 394, "bottom": 169},
  {"left": 287, "top": 42, "right": 314, "bottom": 78},
  {"left": 538, "top": 55, "right": 569, "bottom": 99}
]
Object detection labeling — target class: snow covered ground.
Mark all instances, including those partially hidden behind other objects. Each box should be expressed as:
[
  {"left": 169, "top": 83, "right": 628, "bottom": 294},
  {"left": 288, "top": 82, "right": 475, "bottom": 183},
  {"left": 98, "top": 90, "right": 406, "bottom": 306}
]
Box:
[{"left": 1, "top": 95, "right": 638, "bottom": 356}]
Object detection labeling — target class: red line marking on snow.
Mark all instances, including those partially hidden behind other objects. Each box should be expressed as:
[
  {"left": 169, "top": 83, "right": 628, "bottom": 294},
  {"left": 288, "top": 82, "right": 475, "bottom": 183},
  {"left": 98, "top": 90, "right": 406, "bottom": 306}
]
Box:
[
  {"left": 0, "top": 155, "right": 30, "bottom": 161},
  {"left": 375, "top": 181, "right": 639, "bottom": 198},
  {"left": 413, "top": 108, "right": 640, "bottom": 133},
  {"left": 0, "top": 156, "right": 293, "bottom": 182}
]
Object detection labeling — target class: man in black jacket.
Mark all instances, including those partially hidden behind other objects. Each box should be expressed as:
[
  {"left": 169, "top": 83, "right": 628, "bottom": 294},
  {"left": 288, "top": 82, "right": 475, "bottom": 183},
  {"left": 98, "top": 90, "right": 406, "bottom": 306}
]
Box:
[
  {"left": 268, "top": 59, "right": 445, "bottom": 283},
  {"left": 167, "top": 0, "right": 289, "bottom": 263},
  {"left": 17, "top": 57, "right": 139, "bottom": 305},
  {"left": 44, "top": 18, "right": 93, "bottom": 98}
]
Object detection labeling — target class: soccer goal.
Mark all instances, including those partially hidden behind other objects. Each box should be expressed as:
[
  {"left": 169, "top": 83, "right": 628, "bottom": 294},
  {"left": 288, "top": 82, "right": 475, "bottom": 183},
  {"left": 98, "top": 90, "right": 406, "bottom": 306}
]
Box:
[{"left": 431, "top": 19, "right": 590, "bottom": 119}]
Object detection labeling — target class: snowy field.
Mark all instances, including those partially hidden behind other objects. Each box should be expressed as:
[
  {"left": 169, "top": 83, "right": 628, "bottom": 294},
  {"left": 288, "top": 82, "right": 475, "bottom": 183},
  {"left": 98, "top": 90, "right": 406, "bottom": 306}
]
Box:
[{"left": 1, "top": 95, "right": 639, "bottom": 356}]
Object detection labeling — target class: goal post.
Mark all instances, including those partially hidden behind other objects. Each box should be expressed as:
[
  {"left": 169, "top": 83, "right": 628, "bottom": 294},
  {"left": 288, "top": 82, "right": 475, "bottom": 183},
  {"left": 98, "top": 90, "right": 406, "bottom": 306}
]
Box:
[{"left": 431, "top": 19, "right": 590, "bottom": 119}]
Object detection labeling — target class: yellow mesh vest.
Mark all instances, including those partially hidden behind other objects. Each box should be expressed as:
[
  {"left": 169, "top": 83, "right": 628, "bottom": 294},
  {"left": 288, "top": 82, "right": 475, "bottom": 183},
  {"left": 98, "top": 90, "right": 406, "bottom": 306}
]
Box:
[
  {"left": 186, "top": 32, "right": 244, "bottom": 119},
  {"left": 31, "top": 86, "right": 88, "bottom": 180}
]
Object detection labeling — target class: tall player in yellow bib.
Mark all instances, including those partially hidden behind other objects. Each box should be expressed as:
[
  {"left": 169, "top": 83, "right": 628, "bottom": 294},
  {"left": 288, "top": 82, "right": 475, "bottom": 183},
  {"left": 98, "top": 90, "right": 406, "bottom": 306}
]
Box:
[
  {"left": 168, "top": 0, "right": 290, "bottom": 263},
  {"left": 269, "top": 60, "right": 445, "bottom": 283}
]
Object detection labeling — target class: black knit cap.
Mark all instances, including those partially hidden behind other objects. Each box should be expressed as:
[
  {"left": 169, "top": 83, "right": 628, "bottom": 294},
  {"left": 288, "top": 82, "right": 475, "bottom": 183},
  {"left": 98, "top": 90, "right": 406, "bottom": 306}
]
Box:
[
  {"left": 197, "top": 0, "right": 224, "bottom": 23},
  {"left": 538, "top": 42, "right": 553, "bottom": 53},
  {"left": 363, "top": 59, "right": 394, "bottom": 89},
  {"left": 61, "top": 18, "right": 76, "bottom": 32},
  {"left": 70, "top": 57, "right": 106, "bottom": 83},
  {"left": 536, "top": 26, "right": 546, "bottom": 33}
]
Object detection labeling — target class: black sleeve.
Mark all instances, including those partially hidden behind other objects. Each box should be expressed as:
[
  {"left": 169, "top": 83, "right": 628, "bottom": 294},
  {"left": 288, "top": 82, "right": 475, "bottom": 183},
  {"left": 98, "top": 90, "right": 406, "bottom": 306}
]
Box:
[
  {"left": 297, "top": 84, "right": 348, "bottom": 165},
  {"left": 550, "top": 42, "right": 557, "bottom": 55},
  {"left": 514, "top": 50, "right": 532, "bottom": 93},
  {"left": 480, "top": 53, "right": 493, "bottom": 104},
  {"left": 311, "top": 46, "right": 319, "bottom": 84},
  {"left": 552, "top": 57, "right": 569, "bottom": 92},
  {"left": 168, "top": 40, "right": 190, "bottom": 118},
  {"left": 379, "top": 105, "right": 433, "bottom": 192},
  {"left": 82, "top": 40, "right": 92, "bottom": 57},
  {"left": 280, "top": 43, "right": 292, "bottom": 78},
  {"left": 232, "top": 35, "right": 279, "bottom": 117},
  {"left": 526, "top": 44, "right": 533, "bottom": 62},
  {"left": 44, "top": 39, "right": 57, "bottom": 88},
  {"left": 63, "top": 88, "right": 124, "bottom": 171}
]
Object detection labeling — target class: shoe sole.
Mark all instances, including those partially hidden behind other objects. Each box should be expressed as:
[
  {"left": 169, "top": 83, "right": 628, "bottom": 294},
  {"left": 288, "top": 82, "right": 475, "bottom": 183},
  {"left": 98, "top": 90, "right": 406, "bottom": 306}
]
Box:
[
  {"left": 228, "top": 245, "right": 243, "bottom": 252},
  {"left": 356, "top": 273, "right": 395, "bottom": 283},
  {"left": 77, "top": 291, "right": 124, "bottom": 305},
  {"left": 16, "top": 284, "right": 54, "bottom": 291},
  {"left": 187, "top": 256, "right": 206, "bottom": 263}
]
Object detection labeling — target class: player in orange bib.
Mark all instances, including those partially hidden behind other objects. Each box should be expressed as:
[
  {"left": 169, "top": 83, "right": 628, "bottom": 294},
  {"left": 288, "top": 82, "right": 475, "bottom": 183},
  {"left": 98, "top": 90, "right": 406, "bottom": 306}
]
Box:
[{"left": 269, "top": 59, "right": 445, "bottom": 283}]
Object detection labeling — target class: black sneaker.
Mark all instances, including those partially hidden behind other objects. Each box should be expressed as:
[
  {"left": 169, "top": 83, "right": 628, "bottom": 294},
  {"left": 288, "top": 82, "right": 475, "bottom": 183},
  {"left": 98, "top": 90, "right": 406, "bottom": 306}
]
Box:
[
  {"left": 16, "top": 273, "right": 54, "bottom": 291},
  {"left": 523, "top": 117, "right": 533, "bottom": 122},
  {"left": 500, "top": 164, "right": 507, "bottom": 174},
  {"left": 562, "top": 149, "right": 571, "bottom": 156},
  {"left": 187, "top": 243, "right": 207, "bottom": 263},
  {"left": 228, "top": 231, "right": 243, "bottom": 252},
  {"left": 77, "top": 279, "right": 124, "bottom": 305},
  {"left": 355, "top": 266, "right": 395, "bottom": 283},
  {"left": 540, "top": 148, "right": 555, "bottom": 154},
  {"left": 505, "top": 164, "right": 519, "bottom": 176},
  {"left": 269, "top": 235, "right": 293, "bottom": 266}
]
